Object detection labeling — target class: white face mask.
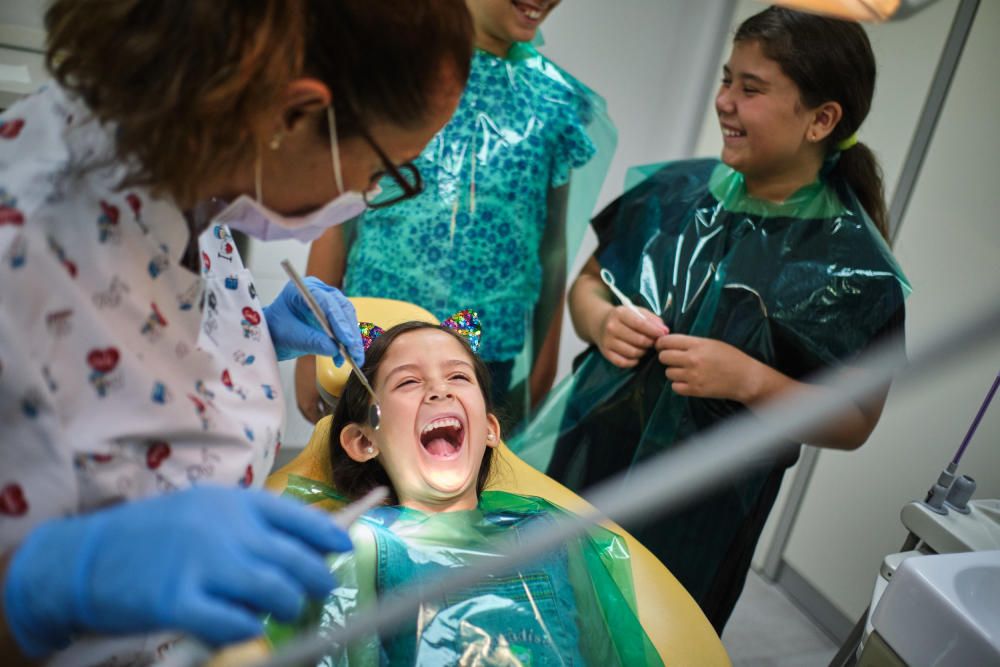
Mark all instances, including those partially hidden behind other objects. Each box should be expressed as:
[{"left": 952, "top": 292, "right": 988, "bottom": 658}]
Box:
[{"left": 216, "top": 106, "right": 370, "bottom": 242}]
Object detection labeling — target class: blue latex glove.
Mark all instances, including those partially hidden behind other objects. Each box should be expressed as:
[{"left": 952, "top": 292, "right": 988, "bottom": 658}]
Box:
[
  {"left": 263, "top": 277, "right": 364, "bottom": 366},
  {"left": 3, "top": 486, "right": 352, "bottom": 657}
]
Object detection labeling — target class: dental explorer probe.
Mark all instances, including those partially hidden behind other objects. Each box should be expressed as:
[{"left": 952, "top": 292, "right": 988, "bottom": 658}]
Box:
[{"left": 280, "top": 259, "right": 381, "bottom": 430}]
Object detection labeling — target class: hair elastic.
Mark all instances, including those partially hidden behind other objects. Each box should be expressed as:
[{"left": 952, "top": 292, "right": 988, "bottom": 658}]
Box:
[{"left": 836, "top": 133, "right": 859, "bottom": 151}]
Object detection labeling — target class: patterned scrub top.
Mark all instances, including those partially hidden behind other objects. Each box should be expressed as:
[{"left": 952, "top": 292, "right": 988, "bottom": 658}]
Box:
[
  {"left": 0, "top": 84, "right": 285, "bottom": 666},
  {"left": 344, "top": 45, "right": 596, "bottom": 362}
]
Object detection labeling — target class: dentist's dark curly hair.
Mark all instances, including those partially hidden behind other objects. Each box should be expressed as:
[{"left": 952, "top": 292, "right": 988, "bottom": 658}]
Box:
[
  {"left": 329, "top": 321, "right": 496, "bottom": 504},
  {"left": 45, "top": 0, "right": 473, "bottom": 207}
]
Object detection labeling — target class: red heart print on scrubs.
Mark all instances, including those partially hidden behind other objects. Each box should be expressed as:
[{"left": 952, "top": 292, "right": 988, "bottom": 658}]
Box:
[
  {"left": 0, "top": 118, "right": 24, "bottom": 140},
  {"left": 0, "top": 205, "right": 23, "bottom": 226},
  {"left": 146, "top": 441, "right": 171, "bottom": 469},
  {"left": 125, "top": 193, "right": 142, "bottom": 216},
  {"left": 221, "top": 369, "right": 233, "bottom": 388},
  {"left": 0, "top": 483, "right": 28, "bottom": 516},
  {"left": 87, "top": 347, "right": 120, "bottom": 373},
  {"left": 242, "top": 307, "right": 261, "bottom": 326},
  {"left": 100, "top": 200, "right": 120, "bottom": 224},
  {"left": 240, "top": 465, "right": 253, "bottom": 488}
]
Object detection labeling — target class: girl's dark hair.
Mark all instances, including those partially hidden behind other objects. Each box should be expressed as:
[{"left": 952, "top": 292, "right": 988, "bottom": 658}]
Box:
[
  {"left": 735, "top": 7, "right": 888, "bottom": 240},
  {"left": 45, "top": 0, "right": 473, "bottom": 205},
  {"left": 330, "top": 321, "right": 495, "bottom": 503}
]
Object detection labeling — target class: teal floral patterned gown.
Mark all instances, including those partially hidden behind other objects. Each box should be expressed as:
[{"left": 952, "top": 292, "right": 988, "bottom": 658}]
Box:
[{"left": 343, "top": 45, "right": 599, "bottom": 372}]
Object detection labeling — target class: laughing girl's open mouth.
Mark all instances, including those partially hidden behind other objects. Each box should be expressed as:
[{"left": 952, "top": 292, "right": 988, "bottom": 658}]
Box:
[
  {"left": 512, "top": 0, "right": 545, "bottom": 21},
  {"left": 420, "top": 416, "right": 465, "bottom": 459}
]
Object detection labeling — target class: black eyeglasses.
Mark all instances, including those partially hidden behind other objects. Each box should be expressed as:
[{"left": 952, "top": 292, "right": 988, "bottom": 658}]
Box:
[{"left": 353, "top": 123, "right": 424, "bottom": 209}]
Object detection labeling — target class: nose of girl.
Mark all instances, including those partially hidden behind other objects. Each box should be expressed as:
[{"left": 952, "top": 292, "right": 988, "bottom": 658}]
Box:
[
  {"left": 716, "top": 87, "right": 735, "bottom": 113},
  {"left": 426, "top": 383, "right": 454, "bottom": 402}
]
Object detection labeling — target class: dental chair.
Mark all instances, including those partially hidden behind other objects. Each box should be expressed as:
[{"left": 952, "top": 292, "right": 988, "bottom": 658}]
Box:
[
  {"left": 268, "top": 298, "right": 730, "bottom": 666},
  {"left": 214, "top": 298, "right": 729, "bottom": 665}
]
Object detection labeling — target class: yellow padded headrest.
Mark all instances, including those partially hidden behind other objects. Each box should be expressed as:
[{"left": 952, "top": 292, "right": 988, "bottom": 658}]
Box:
[{"left": 317, "top": 297, "right": 438, "bottom": 402}]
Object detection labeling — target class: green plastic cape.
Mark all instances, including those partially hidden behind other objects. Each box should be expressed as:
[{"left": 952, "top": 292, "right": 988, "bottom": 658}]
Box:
[
  {"left": 266, "top": 477, "right": 662, "bottom": 666},
  {"left": 507, "top": 158, "right": 909, "bottom": 622}
]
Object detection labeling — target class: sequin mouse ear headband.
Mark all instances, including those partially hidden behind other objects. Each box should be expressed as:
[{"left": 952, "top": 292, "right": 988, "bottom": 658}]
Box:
[{"left": 360, "top": 310, "right": 482, "bottom": 353}]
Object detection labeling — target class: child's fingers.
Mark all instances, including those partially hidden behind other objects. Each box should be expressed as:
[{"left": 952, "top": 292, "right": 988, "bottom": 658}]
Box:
[
  {"left": 608, "top": 338, "right": 649, "bottom": 361},
  {"left": 621, "top": 307, "right": 669, "bottom": 339},
  {"left": 604, "top": 349, "right": 640, "bottom": 369},
  {"left": 670, "top": 382, "right": 692, "bottom": 396},
  {"left": 657, "top": 349, "right": 688, "bottom": 367},
  {"left": 610, "top": 324, "right": 656, "bottom": 350},
  {"left": 665, "top": 367, "right": 688, "bottom": 383},
  {"left": 656, "top": 333, "right": 694, "bottom": 351}
]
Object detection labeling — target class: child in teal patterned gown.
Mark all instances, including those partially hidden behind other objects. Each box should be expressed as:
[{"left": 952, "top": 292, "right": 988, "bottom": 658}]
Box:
[{"left": 295, "top": 0, "right": 613, "bottom": 425}]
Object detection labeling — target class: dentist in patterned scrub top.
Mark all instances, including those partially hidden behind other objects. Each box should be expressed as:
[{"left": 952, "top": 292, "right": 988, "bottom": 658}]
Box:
[{"left": 0, "top": 1, "right": 470, "bottom": 665}]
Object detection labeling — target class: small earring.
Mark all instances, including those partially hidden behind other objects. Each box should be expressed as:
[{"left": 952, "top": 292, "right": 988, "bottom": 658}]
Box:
[
  {"left": 269, "top": 132, "right": 284, "bottom": 151},
  {"left": 486, "top": 433, "right": 495, "bottom": 442},
  {"left": 365, "top": 445, "right": 375, "bottom": 455}
]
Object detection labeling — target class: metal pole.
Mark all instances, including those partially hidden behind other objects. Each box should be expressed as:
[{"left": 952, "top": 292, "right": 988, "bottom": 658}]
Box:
[{"left": 889, "top": 0, "right": 980, "bottom": 243}]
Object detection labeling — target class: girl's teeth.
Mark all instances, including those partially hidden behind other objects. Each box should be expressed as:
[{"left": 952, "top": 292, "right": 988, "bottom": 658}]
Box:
[
  {"left": 421, "top": 417, "right": 461, "bottom": 434},
  {"left": 514, "top": 2, "right": 543, "bottom": 19}
]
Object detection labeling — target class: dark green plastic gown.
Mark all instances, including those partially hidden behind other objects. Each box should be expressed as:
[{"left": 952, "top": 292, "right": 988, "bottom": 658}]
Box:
[
  {"left": 508, "top": 158, "right": 909, "bottom": 631},
  {"left": 265, "top": 476, "right": 662, "bottom": 666}
]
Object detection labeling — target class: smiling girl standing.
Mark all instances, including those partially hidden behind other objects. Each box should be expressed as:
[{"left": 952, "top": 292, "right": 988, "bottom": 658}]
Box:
[{"left": 511, "top": 6, "right": 909, "bottom": 631}]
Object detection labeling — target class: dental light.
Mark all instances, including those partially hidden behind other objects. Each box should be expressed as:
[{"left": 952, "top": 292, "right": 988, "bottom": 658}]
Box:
[
  {"left": 768, "top": 0, "right": 942, "bottom": 22},
  {"left": 774, "top": 0, "right": 936, "bottom": 23}
]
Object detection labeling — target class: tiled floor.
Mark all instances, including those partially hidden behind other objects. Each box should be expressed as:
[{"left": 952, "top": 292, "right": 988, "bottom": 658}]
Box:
[{"left": 723, "top": 570, "right": 839, "bottom": 667}]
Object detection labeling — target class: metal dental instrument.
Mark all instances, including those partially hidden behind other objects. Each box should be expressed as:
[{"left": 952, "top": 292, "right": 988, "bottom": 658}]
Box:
[
  {"left": 332, "top": 486, "right": 389, "bottom": 529},
  {"left": 280, "top": 260, "right": 381, "bottom": 430}
]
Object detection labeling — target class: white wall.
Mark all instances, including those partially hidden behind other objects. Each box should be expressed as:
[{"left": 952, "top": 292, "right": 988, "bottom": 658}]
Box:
[
  {"left": 782, "top": 0, "right": 1000, "bottom": 621},
  {"left": 0, "top": 0, "right": 44, "bottom": 29},
  {"left": 252, "top": 0, "right": 736, "bottom": 448},
  {"left": 541, "top": 0, "right": 736, "bottom": 383},
  {"left": 0, "top": 0, "right": 46, "bottom": 107}
]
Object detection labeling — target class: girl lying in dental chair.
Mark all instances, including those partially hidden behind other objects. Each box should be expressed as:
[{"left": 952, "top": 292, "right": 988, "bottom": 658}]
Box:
[{"left": 264, "top": 319, "right": 662, "bottom": 666}]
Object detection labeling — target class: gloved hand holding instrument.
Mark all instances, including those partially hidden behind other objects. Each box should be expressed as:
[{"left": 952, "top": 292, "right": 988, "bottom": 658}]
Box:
[{"left": 3, "top": 486, "right": 370, "bottom": 657}]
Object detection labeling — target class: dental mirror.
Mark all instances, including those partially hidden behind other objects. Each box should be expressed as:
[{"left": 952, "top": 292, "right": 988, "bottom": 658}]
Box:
[{"left": 280, "top": 260, "right": 382, "bottom": 430}]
